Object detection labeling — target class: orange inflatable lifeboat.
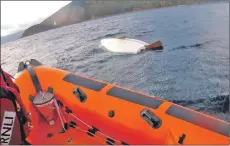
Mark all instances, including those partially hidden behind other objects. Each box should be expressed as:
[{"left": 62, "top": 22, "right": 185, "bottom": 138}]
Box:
[{"left": 13, "top": 59, "right": 229, "bottom": 145}]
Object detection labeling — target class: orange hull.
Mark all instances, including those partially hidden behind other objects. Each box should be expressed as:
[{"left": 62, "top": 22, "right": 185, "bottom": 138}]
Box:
[{"left": 14, "top": 59, "right": 229, "bottom": 145}]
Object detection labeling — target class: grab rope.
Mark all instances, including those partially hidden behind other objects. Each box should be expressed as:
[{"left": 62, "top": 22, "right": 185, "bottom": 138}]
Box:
[
  {"left": 69, "top": 113, "right": 121, "bottom": 144},
  {"left": 53, "top": 99, "right": 66, "bottom": 132},
  {"left": 71, "top": 124, "right": 115, "bottom": 145},
  {"left": 53, "top": 99, "right": 127, "bottom": 145},
  {"left": 70, "top": 113, "right": 91, "bottom": 128}
]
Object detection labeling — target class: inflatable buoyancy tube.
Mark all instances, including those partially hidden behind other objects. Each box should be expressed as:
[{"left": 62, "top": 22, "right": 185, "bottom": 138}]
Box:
[{"left": 13, "top": 59, "right": 230, "bottom": 145}]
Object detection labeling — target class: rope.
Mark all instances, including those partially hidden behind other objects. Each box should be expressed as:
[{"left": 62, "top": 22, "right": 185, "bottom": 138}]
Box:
[
  {"left": 71, "top": 124, "right": 115, "bottom": 145},
  {"left": 69, "top": 112, "right": 120, "bottom": 144},
  {"left": 54, "top": 100, "right": 125, "bottom": 145},
  {"left": 70, "top": 113, "right": 91, "bottom": 128},
  {"left": 53, "top": 99, "right": 66, "bottom": 131}
]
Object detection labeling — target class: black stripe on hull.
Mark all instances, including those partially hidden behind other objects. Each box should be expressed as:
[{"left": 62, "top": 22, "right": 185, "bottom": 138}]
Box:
[
  {"left": 63, "top": 73, "right": 107, "bottom": 91},
  {"left": 166, "top": 105, "right": 229, "bottom": 137},
  {"left": 107, "top": 87, "right": 163, "bottom": 109}
]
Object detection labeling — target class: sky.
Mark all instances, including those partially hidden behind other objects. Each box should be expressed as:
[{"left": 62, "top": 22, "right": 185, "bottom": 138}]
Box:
[{"left": 1, "top": 1, "right": 71, "bottom": 36}]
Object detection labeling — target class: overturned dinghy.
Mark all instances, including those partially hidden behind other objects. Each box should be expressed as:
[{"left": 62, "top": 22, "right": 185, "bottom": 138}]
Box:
[
  {"left": 14, "top": 59, "right": 229, "bottom": 145},
  {"left": 100, "top": 37, "right": 163, "bottom": 54}
]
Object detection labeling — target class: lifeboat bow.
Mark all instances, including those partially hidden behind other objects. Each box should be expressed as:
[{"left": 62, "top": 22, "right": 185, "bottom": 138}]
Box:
[{"left": 14, "top": 59, "right": 229, "bottom": 145}]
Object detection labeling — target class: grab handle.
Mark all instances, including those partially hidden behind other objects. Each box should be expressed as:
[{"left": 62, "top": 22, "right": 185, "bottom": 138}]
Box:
[
  {"left": 140, "top": 109, "right": 162, "bottom": 129},
  {"left": 73, "top": 88, "right": 87, "bottom": 103}
]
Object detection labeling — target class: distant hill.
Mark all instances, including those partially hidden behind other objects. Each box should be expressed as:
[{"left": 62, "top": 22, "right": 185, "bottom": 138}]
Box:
[
  {"left": 21, "top": 0, "right": 227, "bottom": 38},
  {"left": 22, "top": 24, "right": 55, "bottom": 38},
  {"left": 41, "top": 0, "right": 89, "bottom": 27},
  {"left": 1, "top": 30, "right": 24, "bottom": 45},
  {"left": 22, "top": 0, "right": 88, "bottom": 38}
]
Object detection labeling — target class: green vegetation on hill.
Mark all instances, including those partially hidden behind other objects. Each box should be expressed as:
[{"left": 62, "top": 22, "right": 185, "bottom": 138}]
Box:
[
  {"left": 21, "top": 0, "right": 225, "bottom": 38},
  {"left": 85, "top": 0, "right": 212, "bottom": 19}
]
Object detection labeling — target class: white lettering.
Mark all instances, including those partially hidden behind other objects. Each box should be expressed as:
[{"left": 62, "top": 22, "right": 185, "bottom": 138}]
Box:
[{"left": 1, "top": 111, "right": 16, "bottom": 145}]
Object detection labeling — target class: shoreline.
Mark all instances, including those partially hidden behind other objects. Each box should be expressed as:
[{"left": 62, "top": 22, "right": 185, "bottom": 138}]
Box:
[
  {"left": 2, "top": 1, "right": 227, "bottom": 43},
  {"left": 60, "top": 1, "right": 227, "bottom": 27}
]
